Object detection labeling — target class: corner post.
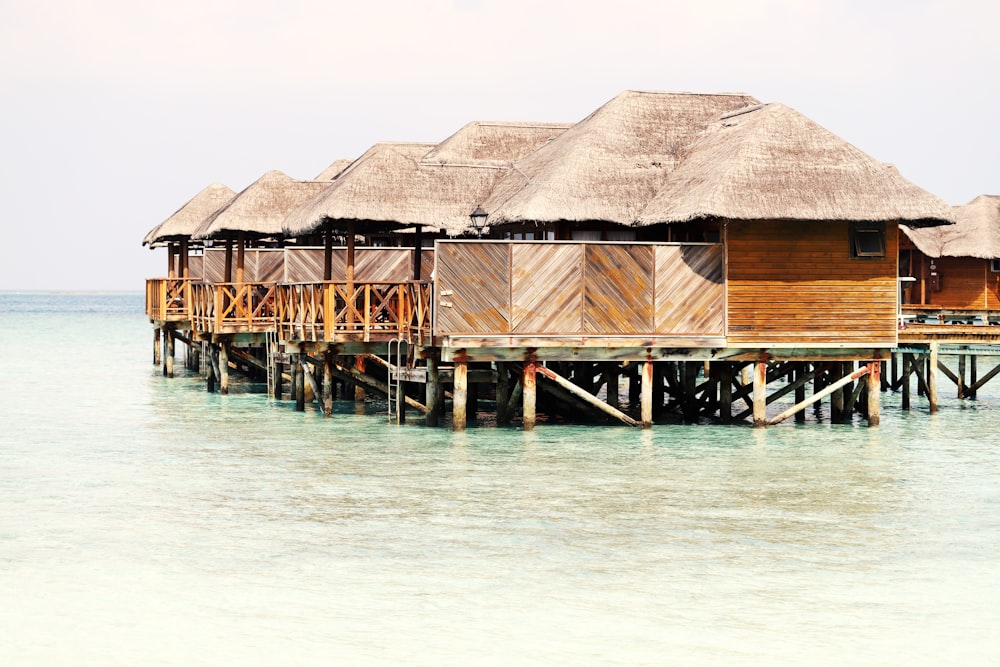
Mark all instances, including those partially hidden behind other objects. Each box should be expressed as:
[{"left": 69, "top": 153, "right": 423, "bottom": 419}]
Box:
[
  {"left": 753, "top": 351, "right": 769, "bottom": 427},
  {"left": 866, "top": 360, "right": 881, "bottom": 427}
]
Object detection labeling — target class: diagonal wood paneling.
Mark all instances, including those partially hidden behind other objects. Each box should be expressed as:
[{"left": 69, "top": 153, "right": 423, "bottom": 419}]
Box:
[
  {"left": 203, "top": 249, "right": 227, "bottom": 283},
  {"left": 254, "top": 249, "right": 285, "bottom": 282},
  {"left": 436, "top": 242, "right": 511, "bottom": 335},
  {"left": 511, "top": 244, "right": 585, "bottom": 334},
  {"left": 187, "top": 255, "right": 204, "bottom": 279},
  {"left": 655, "top": 245, "right": 725, "bottom": 335},
  {"left": 584, "top": 245, "right": 654, "bottom": 334},
  {"left": 285, "top": 248, "right": 325, "bottom": 282}
]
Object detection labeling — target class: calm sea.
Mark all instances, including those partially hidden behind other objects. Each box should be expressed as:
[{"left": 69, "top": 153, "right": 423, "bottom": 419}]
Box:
[{"left": 1, "top": 292, "right": 998, "bottom": 666}]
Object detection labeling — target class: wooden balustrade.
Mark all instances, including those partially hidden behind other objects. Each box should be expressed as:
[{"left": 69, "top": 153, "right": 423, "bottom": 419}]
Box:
[{"left": 145, "top": 277, "right": 193, "bottom": 322}]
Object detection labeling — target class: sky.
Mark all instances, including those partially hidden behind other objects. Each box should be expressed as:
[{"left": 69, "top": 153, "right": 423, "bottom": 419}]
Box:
[{"left": 1, "top": 0, "right": 997, "bottom": 291}]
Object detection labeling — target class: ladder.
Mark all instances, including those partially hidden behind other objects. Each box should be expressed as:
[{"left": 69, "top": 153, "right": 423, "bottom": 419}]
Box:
[{"left": 387, "top": 338, "right": 406, "bottom": 423}]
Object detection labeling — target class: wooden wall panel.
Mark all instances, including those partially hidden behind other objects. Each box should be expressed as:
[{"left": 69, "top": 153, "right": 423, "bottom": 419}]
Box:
[
  {"left": 655, "top": 245, "right": 725, "bottom": 335},
  {"left": 511, "top": 244, "right": 585, "bottom": 334},
  {"left": 203, "top": 249, "right": 227, "bottom": 283},
  {"left": 253, "top": 249, "right": 285, "bottom": 282},
  {"left": 584, "top": 245, "right": 654, "bottom": 334},
  {"left": 187, "top": 255, "right": 204, "bottom": 279},
  {"left": 726, "top": 220, "right": 898, "bottom": 346},
  {"left": 285, "top": 248, "right": 325, "bottom": 283},
  {"left": 435, "top": 243, "right": 511, "bottom": 335},
  {"left": 930, "top": 256, "right": 988, "bottom": 310}
]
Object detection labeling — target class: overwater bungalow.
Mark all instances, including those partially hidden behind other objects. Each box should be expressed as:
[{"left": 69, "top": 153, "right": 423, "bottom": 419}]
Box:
[{"left": 145, "top": 89, "right": 964, "bottom": 429}]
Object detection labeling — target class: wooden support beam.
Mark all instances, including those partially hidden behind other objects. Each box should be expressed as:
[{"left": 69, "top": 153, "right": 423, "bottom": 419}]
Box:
[
  {"left": 293, "top": 355, "right": 304, "bottom": 411},
  {"left": 928, "top": 342, "right": 939, "bottom": 414},
  {"left": 901, "top": 354, "right": 911, "bottom": 411},
  {"left": 794, "top": 363, "right": 807, "bottom": 423},
  {"left": 535, "top": 365, "right": 639, "bottom": 427},
  {"left": 867, "top": 361, "right": 881, "bottom": 427},
  {"left": 767, "top": 365, "right": 871, "bottom": 426},
  {"left": 219, "top": 341, "right": 230, "bottom": 395},
  {"left": 968, "top": 359, "right": 1000, "bottom": 394},
  {"left": 719, "top": 362, "right": 732, "bottom": 424},
  {"left": 453, "top": 361, "right": 468, "bottom": 431},
  {"left": 523, "top": 360, "right": 537, "bottom": 431},
  {"left": 301, "top": 359, "right": 320, "bottom": 408},
  {"left": 354, "top": 355, "right": 366, "bottom": 402},
  {"left": 426, "top": 357, "right": 442, "bottom": 426},
  {"left": 162, "top": 328, "right": 174, "bottom": 378},
  {"left": 752, "top": 353, "right": 768, "bottom": 427},
  {"left": 329, "top": 359, "right": 427, "bottom": 413},
  {"left": 323, "top": 350, "right": 333, "bottom": 417},
  {"left": 605, "top": 361, "right": 619, "bottom": 412},
  {"left": 496, "top": 362, "right": 511, "bottom": 426},
  {"left": 641, "top": 359, "right": 653, "bottom": 428},
  {"left": 153, "top": 328, "right": 161, "bottom": 366},
  {"left": 969, "top": 355, "right": 978, "bottom": 399},
  {"left": 958, "top": 354, "right": 966, "bottom": 399},
  {"left": 208, "top": 346, "right": 219, "bottom": 393}
]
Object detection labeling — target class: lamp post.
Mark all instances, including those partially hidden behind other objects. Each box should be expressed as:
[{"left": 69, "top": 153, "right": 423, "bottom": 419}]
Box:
[{"left": 469, "top": 205, "right": 488, "bottom": 239}]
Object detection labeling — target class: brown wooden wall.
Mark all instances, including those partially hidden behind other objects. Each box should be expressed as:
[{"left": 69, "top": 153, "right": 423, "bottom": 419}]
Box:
[
  {"left": 284, "top": 248, "right": 433, "bottom": 283},
  {"left": 901, "top": 247, "right": 997, "bottom": 310},
  {"left": 726, "top": 220, "right": 898, "bottom": 346},
  {"left": 435, "top": 241, "right": 725, "bottom": 339}
]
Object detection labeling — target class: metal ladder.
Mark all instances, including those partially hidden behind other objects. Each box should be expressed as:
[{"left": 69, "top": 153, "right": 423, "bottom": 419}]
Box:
[{"left": 386, "top": 338, "right": 406, "bottom": 423}]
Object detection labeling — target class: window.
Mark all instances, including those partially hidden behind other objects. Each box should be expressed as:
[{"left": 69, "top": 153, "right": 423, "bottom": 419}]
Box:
[
  {"left": 991, "top": 259, "right": 1000, "bottom": 273},
  {"left": 850, "top": 222, "right": 886, "bottom": 258}
]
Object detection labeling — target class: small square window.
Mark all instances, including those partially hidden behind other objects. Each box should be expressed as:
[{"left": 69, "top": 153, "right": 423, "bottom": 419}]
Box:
[
  {"left": 850, "top": 223, "right": 886, "bottom": 258},
  {"left": 991, "top": 259, "right": 1000, "bottom": 273}
]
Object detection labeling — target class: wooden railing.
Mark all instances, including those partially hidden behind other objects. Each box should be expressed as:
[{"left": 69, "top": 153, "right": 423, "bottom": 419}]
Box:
[
  {"left": 185, "top": 280, "right": 432, "bottom": 342},
  {"left": 190, "top": 282, "right": 279, "bottom": 334},
  {"left": 145, "top": 277, "right": 193, "bottom": 322},
  {"left": 276, "top": 281, "right": 432, "bottom": 343}
]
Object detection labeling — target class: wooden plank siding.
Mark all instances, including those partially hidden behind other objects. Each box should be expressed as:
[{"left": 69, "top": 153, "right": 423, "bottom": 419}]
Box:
[
  {"left": 284, "top": 247, "right": 434, "bottom": 283},
  {"left": 725, "top": 220, "right": 898, "bottom": 346},
  {"left": 434, "top": 241, "right": 726, "bottom": 342}
]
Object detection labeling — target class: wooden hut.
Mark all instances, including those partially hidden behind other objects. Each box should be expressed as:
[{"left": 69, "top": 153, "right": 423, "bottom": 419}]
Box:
[
  {"left": 144, "top": 182, "right": 236, "bottom": 281},
  {"left": 901, "top": 194, "right": 1000, "bottom": 321}
]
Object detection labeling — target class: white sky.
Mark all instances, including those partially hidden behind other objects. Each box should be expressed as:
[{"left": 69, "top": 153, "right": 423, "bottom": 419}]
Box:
[{"left": 1, "top": 0, "right": 997, "bottom": 291}]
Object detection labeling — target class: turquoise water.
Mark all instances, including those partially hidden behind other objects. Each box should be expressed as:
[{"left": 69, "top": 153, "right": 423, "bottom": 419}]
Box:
[{"left": 1, "top": 292, "right": 998, "bottom": 665}]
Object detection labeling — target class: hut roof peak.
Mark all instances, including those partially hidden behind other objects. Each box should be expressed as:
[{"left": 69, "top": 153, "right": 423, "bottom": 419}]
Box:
[{"left": 143, "top": 182, "right": 237, "bottom": 246}]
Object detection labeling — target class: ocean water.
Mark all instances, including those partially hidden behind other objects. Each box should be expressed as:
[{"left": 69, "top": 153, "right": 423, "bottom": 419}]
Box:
[{"left": 1, "top": 292, "right": 998, "bottom": 666}]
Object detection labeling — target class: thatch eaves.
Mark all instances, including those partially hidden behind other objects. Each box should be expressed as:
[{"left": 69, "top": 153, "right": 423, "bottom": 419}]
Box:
[
  {"left": 637, "top": 103, "right": 955, "bottom": 228},
  {"left": 314, "top": 158, "right": 354, "bottom": 181},
  {"left": 905, "top": 194, "right": 1000, "bottom": 259},
  {"left": 192, "top": 170, "right": 331, "bottom": 241},
  {"left": 143, "top": 183, "right": 236, "bottom": 246},
  {"left": 422, "top": 121, "right": 571, "bottom": 167},
  {"left": 283, "top": 142, "right": 510, "bottom": 238},
  {"left": 480, "top": 90, "right": 762, "bottom": 226}
]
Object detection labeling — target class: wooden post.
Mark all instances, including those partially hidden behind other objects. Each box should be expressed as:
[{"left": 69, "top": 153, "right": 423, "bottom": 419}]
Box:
[
  {"left": 163, "top": 329, "right": 174, "bottom": 378},
  {"left": 274, "top": 352, "right": 284, "bottom": 401},
  {"left": 354, "top": 355, "right": 366, "bottom": 403},
  {"left": 235, "top": 231, "right": 246, "bottom": 284},
  {"left": 323, "top": 350, "right": 333, "bottom": 417},
  {"left": 640, "top": 358, "right": 653, "bottom": 429},
  {"left": 830, "top": 361, "right": 845, "bottom": 423},
  {"left": 794, "top": 363, "right": 807, "bottom": 423},
  {"left": 523, "top": 360, "right": 537, "bottom": 431},
  {"left": 153, "top": 328, "right": 161, "bottom": 366},
  {"left": 719, "top": 362, "right": 732, "bottom": 424},
  {"left": 224, "top": 239, "right": 233, "bottom": 283},
  {"left": 495, "top": 361, "right": 511, "bottom": 426},
  {"left": 958, "top": 354, "right": 966, "bottom": 399},
  {"left": 752, "top": 353, "right": 768, "bottom": 427},
  {"left": 902, "top": 354, "right": 911, "bottom": 411},
  {"left": 219, "top": 341, "right": 230, "bottom": 395},
  {"left": 323, "top": 225, "right": 333, "bottom": 282},
  {"left": 928, "top": 342, "right": 939, "bottom": 414},
  {"left": 294, "top": 355, "right": 305, "bottom": 411},
  {"left": 346, "top": 221, "right": 356, "bottom": 330},
  {"left": 867, "top": 361, "right": 881, "bottom": 427},
  {"left": 412, "top": 226, "right": 423, "bottom": 280},
  {"left": 207, "top": 346, "right": 218, "bottom": 393},
  {"left": 605, "top": 362, "right": 619, "bottom": 413},
  {"left": 535, "top": 365, "right": 639, "bottom": 427},
  {"left": 426, "top": 357, "right": 442, "bottom": 427},
  {"left": 453, "top": 361, "right": 468, "bottom": 431},
  {"left": 969, "top": 355, "right": 978, "bottom": 399}
]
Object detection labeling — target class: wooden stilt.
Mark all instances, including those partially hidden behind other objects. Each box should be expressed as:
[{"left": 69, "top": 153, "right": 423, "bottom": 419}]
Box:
[
  {"left": 302, "top": 359, "right": 320, "bottom": 407},
  {"left": 164, "top": 329, "right": 175, "bottom": 378},
  {"left": 207, "top": 346, "right": 218, "bottom": 393},
  {"left": 830, "top": 361, "right": 845, "bottom": 423},
  {"left": 867, "top": 361, "right": 881, "bottom": 427},
  {"left": 794, "top": 363, "right": 807, "bottom": 423},
  {"left": 426, "top": 357, "right": 442, "bottom": 427},
  {"left": 495, "top": 362, "right": 511, "bottom": 426},
  {"left": 719, "top": 362, "right": 732, "bottom": 424},
  {"left": 969, "top": 355, "right": 978, "bottom": 399},
  {"left": 902, "top": 353, "right": 911, "bottom": 411},
  {"left": 605, "top": 362, "right": 619, "bottom": 412},
  {"left": 354, "top": 355, "right": 366, "bottom": 403},
  {"left": 293, "top": 355, "right": 304, "bottom": 411},
  {"left": 752, "top": 353, "right": 768, "bottom": 427},
  {"left": 323, "top": 350, "right": 333, "bottom": 417},
  {"left": 153, "top": 328, "right": 161, "bottom": 366},
  {"left": 768, "top": 365, "right": 871, "bottom": 426},
  {"left": 523, "top": 360, "right": 537, "bottom": 431},
  {"left": 640, "top": 359, "right": 653, "bottom": 429},
  {"left": 453, "top": 361, "right": 468, "bottom": 431},
  {"left": 928, "top": 342, "right": 939, "bottom": 413},
  {"left": 958, "top": 354, "right": 966, "bottom": 399},
  {"left": 217, "top": 341, "right": 229, "bottom": 395}
]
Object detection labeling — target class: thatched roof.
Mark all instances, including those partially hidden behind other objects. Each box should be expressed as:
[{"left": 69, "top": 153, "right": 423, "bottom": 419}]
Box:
[
  {"left": 143, "top": 183, "right": 236, "bottom": 246},
  {"left": 192, "top": 170, "right": 331, "bottom": 240},
  {"left": 904, "top": 195, "right": 1000, "bottom": 258},
  {"left": 480, "top": 90, "right": 762, "bottom": 226},
  {"left": 314, "top": 158, "right": 354, "bottom": 181},
  {"left": 283, "top": 127, "right": 563, "bottom": 238},
  {"left": 637, "top": 103, "right": 955, "bottom": 228},
  {"left": 422, "top": 121, "right": 570, "bottom": 167}
]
